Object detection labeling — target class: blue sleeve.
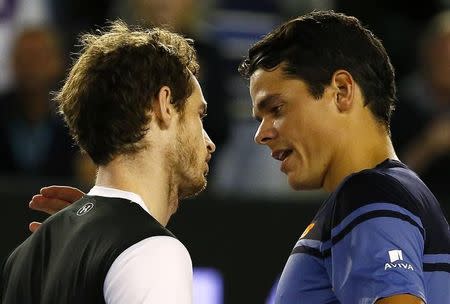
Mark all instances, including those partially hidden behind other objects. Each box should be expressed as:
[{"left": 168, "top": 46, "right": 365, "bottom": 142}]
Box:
[{"left": 331, "top": 202, "right": 426, "bottom": 303}]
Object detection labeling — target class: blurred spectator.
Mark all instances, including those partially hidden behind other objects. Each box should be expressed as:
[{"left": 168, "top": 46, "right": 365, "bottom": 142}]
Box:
[
  {"left": 0, "top": 0, "right": 52, "bottom": 92},
  {"left": 391, "top": 10, "right": 450, "bottom": 199},
  {"left": 0, "top": 27, "right": 77, "bottom": 178},
  {"left": 111, "top": 0, "right": 230, "bottom": 176}
]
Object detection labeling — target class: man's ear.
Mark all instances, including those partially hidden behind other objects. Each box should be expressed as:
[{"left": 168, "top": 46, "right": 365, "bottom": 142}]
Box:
[
  {"left": 152, "top": 86, "right": 174, "bottom": 129},
  {"left": 331, "top": 70, "right": 354, "bottom": 112}
]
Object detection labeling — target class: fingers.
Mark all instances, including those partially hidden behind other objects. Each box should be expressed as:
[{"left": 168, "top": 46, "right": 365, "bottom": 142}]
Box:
[
  {"left": 29, "top": 222, "right": 41, "bottom": 233},
  {"left": 40, "top": 185, "right": 85, "bottom": 203},
  {"left": 28, "top": 185, "right": 85, "bottom": 232},
  {"left": 29, "top": 194, "right": 72, "bottom": 215}
]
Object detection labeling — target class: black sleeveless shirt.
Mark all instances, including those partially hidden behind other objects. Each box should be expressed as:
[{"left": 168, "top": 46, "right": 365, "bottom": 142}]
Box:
[{"left": 1, "top": 195, "right": 174, "bottom": 304}]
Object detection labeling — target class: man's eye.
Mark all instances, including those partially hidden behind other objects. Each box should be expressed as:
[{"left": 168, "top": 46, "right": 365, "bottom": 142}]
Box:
[{"left": 272, "top": 105, "right": 283, "bottom": 115}]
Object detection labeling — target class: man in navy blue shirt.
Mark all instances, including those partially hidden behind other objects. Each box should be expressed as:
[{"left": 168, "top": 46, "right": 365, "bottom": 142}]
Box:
[{"left": 238, "top": 10, "right": 450, "bottom": 304}]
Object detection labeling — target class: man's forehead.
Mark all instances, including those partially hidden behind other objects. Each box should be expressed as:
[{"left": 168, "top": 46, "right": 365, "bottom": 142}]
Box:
[
  {"left": 250, "top": 70, "right": 278, "bottom": 104},
  {"left": 189, "top": 72, "right": 200, "bottom": 87},
  {"left": 249, "top": 69, "right": 266, "bottom": 91},
  {"left": 249, "top": 67, "right": 284, "bottom": 97},
  {"left": 189, "top": 74, "right": 202, "bottom": 97},
  {"left": 192, "top": 77, "right": 207, "bottom": 109}
]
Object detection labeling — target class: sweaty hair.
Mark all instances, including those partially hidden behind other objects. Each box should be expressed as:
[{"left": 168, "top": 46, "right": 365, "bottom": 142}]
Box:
[
  {"left": 55, "top": 20, "right": 199, "bottom": 165},
  {"left": 239, "top": 10, "right": 397, "bottom": 127}
]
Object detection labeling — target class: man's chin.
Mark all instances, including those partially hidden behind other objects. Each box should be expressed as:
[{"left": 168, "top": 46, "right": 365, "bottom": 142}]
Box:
[
  {"left": 288, "top": 180, "right": 322, "bottom": 191},
  {"left": 287, "top": 174, "right": 301, "bottom": 190},
  {"left": 178, "top": 179, "right": 207, "bottom": 200},
  {"left": 288, "top": 176, "right": 320, "bottom": 191}
]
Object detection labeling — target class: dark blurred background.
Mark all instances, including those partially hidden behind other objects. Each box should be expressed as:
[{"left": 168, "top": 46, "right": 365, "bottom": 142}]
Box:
[{"left": 1, "top": 1, "right": 449, "bottom": 303}]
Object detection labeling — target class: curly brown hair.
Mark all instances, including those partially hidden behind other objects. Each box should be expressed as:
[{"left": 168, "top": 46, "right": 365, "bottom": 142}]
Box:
[{"left": 55, "top": 20, "right": 199, "bottom": 165}]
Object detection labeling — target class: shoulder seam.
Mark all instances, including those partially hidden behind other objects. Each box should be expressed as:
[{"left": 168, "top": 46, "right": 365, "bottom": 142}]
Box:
[{"left": 337, "top": 170, "right": 420, "bottom": 213}]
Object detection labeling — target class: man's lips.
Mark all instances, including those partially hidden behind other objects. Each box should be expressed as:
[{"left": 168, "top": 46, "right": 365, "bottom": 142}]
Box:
[
  {"left": 204, "top": 154, "right": 212, "bottom": 175},
  {"left": 271, "top": 149, "right": 293, "bottom": 161}
]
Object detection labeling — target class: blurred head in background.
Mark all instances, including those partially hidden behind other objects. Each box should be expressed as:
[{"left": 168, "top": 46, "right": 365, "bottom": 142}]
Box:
[
  {"left": 115, "top": 0, "right": 201, "bottom": 33},
  {"left": 0, "top": 26, "right": 75, "bottom": 177},
  {"left": 419, "top": 10, "right": 450, "bottom": 107},
  {"left": 12, "top": 27, "right": 64, "bottom": 94}
]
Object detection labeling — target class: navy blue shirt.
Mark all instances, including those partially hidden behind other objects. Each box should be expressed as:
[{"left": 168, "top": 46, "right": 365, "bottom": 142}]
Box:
[{"left": 276, "top": 159, "right": 450, "bottom": 304}]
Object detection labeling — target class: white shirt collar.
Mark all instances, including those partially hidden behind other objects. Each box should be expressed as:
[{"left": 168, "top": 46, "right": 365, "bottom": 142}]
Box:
[{"left": 87, "top": 186, "right": 150, "bottom": 215}]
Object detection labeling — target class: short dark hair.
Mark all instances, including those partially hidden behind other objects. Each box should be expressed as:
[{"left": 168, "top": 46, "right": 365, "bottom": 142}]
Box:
[
  {"left": 239, "top": 10, "right": 397, "bottom": 127},
  {"left": 55, "top": 20, "right": 199, "bottom": 165}
]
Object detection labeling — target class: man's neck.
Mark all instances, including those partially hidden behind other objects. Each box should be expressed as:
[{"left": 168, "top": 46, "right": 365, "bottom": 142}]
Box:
[
  {"left": 95, "top": 155, "right": 179, "bottom": 226},
  {"left": 323, "top": 128, "right": 398, "bottom": 193}
]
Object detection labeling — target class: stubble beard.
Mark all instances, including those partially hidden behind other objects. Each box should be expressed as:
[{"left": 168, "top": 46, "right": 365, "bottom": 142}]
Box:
[{"left": 172, "top": 128, "right": 207, "bottom": 200}]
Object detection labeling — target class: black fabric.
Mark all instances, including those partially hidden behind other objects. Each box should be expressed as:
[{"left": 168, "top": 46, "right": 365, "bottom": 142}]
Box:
[
  {"left": 1, "top": 195, "right": 174, "bottom": 304},
  {"left": 332, "top": 159, "right": 450, "bottom": 255},
  {"left": 331, "top": 209, "right": 426, "bottom": 245}
]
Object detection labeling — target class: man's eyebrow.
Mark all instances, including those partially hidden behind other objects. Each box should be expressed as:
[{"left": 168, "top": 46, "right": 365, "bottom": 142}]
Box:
[{"left": 252, "top": 94, "right": 283, "bottom": 121}]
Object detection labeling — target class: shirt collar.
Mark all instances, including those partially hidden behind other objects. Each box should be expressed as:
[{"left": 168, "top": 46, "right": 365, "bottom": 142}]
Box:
[{"left": 87, "top": 186, "right": 150, "bottom": 215}]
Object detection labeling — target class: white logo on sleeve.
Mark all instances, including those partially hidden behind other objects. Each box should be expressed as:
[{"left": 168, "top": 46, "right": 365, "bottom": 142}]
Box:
[
  {"left": 77, "top": 202, "right": 94, "bottom": 216},
  {"left": 388, "top": 249, "right": 403, "bottom": 262},
  {"left": 384, "top": 249, "right": 414, "bottom": 271}
]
